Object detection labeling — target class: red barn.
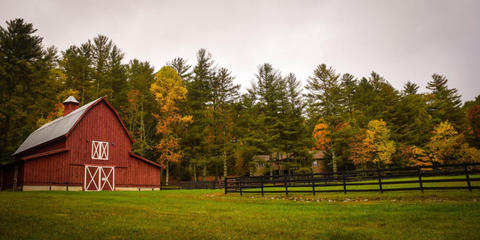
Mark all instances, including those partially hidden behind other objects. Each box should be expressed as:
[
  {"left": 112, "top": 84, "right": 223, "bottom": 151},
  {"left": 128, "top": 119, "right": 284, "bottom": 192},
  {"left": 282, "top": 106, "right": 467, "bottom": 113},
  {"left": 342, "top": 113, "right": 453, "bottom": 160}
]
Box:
[{"left": 0, "top": 96, "right": 162, "bottom": 191}]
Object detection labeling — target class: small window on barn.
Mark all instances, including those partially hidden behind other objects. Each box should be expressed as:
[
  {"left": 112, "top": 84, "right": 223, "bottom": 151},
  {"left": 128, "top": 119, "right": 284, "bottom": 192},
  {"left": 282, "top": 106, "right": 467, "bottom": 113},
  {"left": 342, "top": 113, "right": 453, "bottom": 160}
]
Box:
[
  {"left": 313, "top": 161, "right": 318, "bottom": 167},
  {"left": 92, "top": 141, "right": 109, "bottom": 160}
]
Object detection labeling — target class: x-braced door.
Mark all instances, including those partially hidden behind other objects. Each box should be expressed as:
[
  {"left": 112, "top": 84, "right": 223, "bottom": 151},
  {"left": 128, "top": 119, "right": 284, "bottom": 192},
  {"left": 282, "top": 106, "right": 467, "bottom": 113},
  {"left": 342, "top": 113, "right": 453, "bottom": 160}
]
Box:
[{"left": 84, "top": 166, "right": 115, "bottom": 191}]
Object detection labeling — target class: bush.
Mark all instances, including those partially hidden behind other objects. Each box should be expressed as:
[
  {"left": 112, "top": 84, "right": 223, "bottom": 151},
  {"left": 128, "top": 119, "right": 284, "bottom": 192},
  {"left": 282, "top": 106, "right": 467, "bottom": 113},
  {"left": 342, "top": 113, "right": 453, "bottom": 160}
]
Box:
[{"left": 295, "top": 167, "right": 312, "bottom": 174}]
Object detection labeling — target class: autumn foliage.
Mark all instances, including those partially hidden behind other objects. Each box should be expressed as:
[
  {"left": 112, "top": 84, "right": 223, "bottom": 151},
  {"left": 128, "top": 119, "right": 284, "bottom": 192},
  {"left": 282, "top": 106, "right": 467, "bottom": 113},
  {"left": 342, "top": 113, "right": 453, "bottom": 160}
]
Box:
[
  {"left": 150, "top": 66, "right": 193, "bottom": 167},
  {"left": 312, "top": 122, "right": 330, "bottom": 151}
]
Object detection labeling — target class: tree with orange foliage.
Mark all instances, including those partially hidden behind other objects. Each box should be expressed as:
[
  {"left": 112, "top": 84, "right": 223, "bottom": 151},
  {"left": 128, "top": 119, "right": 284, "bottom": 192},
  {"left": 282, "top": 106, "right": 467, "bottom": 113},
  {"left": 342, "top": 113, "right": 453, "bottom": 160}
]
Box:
[
  {"left": 402, "top": 145, "right": 430, "bottom": 167},
  {"left": 150, "top": 66, "right": 193, "bottom": 185},
  {"left": 312, "top": 120, "right": 352, "bottom": 173},
  {"left": 467, "top": 105, "right": 480, "bottom": 148},
  {"left": 348, "top": 129, "right": 374, "bottom": 170},
  {"left": 312, "top": 122, "right": 330, "bottom": 151}
]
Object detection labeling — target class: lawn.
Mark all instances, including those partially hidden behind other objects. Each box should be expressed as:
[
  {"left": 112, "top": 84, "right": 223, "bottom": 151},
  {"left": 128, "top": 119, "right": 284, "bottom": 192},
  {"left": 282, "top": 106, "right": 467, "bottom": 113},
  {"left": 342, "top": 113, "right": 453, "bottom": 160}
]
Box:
[{"left": 0, "top": 190, "right": 479, "bottom": 240}]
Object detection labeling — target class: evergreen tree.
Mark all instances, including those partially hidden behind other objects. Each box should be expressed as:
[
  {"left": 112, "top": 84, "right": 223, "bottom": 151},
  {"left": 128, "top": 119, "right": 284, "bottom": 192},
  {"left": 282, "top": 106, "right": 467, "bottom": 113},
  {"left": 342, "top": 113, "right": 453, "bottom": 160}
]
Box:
[
  {"left": 340, "top": 73, "right": 357, "bottom": 123},
  {"left": 211, "top": 67, "right": 240, "bottom": 178},
  {"left": 183, "top": 49, "right": 216, "bottom": 181},
  {"left": 306, "top": 64, "right": 346, "bottom": 173},
  {"left": 0, "top": 19, "right": 59, "bottom": 162},
  {"left": 124, "top": 59, "right": 156, "bottom": 157},
  {"left": 391, "top": 81, "right": 432, "bottom": 149},
  {"left": 426, "top": 74, "right": 464, "bottom": 128},
  {"left": 249, "top": 63, "right": 286, "bottom": 173},
  {"left": 281, "top": 73, "right": 311, "bottom": 173},
  {"left": 59, "top": 43, "right": 92, "bottom": 104},
  {"left": 167, "top": 57, "right": 191, "bottom": 81}
]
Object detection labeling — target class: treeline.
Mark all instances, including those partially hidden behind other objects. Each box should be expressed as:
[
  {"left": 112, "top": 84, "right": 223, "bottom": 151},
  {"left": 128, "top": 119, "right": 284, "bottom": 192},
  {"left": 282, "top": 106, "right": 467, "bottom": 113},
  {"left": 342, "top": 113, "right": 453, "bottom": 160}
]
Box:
[{"left": 1, "top": 19, "right": 479, "bottom": 181}]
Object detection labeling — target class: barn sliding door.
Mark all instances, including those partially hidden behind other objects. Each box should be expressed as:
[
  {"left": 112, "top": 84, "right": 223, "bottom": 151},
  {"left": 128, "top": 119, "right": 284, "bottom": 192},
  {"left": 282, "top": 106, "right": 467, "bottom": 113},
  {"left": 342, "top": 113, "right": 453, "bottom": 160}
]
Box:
[{"left": 84, "top": 166, "right": 115, "bottom": 191}]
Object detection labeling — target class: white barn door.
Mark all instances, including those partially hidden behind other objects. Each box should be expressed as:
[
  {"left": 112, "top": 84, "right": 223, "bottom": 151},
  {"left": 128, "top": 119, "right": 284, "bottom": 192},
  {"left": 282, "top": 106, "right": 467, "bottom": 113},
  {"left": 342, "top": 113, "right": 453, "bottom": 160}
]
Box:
[{"left": 84, "top": 166, "right": 115, "bottom": 191}]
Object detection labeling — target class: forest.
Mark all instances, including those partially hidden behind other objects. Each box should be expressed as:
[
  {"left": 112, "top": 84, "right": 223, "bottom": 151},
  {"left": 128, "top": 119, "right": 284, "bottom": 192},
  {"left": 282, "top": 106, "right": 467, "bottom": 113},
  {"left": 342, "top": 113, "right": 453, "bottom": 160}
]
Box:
[{"left": 1, "top": 18, "right": 479, "bottom": 181}]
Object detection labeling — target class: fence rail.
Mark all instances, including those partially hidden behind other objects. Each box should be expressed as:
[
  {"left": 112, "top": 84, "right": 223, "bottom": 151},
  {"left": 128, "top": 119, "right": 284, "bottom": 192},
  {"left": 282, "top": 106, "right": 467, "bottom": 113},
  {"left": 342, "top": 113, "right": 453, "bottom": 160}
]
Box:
[
  {"left": 161, "top": 180, "right": 223, "bottom": 190},
  {"left": 224, "top": 163, "right": 480, "bottom": 196}
]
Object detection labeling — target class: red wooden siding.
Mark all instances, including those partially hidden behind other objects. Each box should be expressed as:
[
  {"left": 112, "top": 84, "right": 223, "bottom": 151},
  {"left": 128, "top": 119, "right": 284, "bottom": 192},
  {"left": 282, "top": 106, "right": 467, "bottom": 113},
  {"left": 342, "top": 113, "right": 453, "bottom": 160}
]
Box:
[
  {"left": 3, "top": 98, "right": 161, "bottom": 190},
  {"left": 115, "top": 156, "right": 161, "bottom": 188},
  {"left": 16, "top": 139, "right": 66, "bottom": 159},
  {"left": 23, "top": 152, "right": 73, "bottom": 185}
]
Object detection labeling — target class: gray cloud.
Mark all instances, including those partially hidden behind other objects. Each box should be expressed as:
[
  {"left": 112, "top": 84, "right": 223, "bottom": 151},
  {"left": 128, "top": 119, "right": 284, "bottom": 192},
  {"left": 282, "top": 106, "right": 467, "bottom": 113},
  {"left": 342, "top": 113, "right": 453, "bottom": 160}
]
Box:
[{"left": 1, "top": 0, "right": 479, "bottom": 100}]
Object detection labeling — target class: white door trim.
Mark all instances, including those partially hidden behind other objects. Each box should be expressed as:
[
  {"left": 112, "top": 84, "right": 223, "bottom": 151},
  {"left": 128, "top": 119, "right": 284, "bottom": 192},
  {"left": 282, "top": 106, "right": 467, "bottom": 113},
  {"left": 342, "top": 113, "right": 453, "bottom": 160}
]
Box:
[{"left": 84, "top": 165, "right": 115, "bottom": 191}]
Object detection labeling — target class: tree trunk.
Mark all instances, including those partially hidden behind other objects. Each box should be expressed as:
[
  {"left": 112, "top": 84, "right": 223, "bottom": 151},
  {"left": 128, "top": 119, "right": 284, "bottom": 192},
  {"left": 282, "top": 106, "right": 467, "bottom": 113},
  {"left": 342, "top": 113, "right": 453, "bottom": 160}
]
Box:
[
  {"left": 193, "top": 164, "right": 197, "bottom": 182},
  {"left": 332, "top": 150, "right": 338, "bottom": 174},
  {"left": 223, "top": 128, "right": 227, "bottom": 178},
  {"left": 166, "top": 162, "right": 169, "bottom": 186},
  {"left": 202, "top": 165, "right": 206, "bottom": 181},
  {"left": 140, "top": 100, "right": 145, "bottom": 155}
]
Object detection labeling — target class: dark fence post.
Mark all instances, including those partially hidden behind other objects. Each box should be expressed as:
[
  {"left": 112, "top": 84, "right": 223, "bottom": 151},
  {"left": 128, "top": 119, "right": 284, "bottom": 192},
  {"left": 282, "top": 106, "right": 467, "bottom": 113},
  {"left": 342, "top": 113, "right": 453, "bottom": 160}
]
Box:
[
  {"left": 224, "top": 177, "right": 228, "bottom": 195},
  {"left": 261, "top": 176, "right": 264, "bottom": 197},
  {"left": 377, "top": 169, "right": 383, "bottom": 193},
  {"left": 464, "top": 163, "right": 472, "bottom": 192},
  {"left": 311, "top": 174, "right": 316, "bottom": 196},
  {"left": 418, "top": 166, "right": 424, "bottom": 193},
  {"left": 239, "top": 179, "right": 243, "bottom": 196},
  {"left": 284, "top": 174, "right": 289, "bottom": 197},
  {"left": 342, "top": 171, "right": 347, "bottom": 194}
]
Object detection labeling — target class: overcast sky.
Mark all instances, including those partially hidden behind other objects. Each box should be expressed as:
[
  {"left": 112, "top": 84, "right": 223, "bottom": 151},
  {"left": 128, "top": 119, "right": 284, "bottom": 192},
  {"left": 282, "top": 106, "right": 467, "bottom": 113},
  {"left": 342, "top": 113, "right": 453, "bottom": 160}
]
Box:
[{"left": 2, "top": 0, "right": 479, "bottom": 101}]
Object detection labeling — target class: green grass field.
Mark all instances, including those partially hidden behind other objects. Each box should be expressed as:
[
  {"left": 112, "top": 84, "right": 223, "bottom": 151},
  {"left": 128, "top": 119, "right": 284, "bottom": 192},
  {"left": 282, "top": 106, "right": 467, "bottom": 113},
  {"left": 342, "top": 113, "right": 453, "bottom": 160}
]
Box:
[{"left": 0, "top": 189, "right": 479, "bottom": 240}]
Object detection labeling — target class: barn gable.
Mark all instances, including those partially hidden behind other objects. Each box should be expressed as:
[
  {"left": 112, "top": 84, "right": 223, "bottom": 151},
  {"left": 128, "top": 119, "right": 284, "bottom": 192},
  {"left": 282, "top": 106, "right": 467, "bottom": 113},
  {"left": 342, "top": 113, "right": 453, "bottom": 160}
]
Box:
[{"left": 12, "top": 97, "right": 134, "bottom": 157}]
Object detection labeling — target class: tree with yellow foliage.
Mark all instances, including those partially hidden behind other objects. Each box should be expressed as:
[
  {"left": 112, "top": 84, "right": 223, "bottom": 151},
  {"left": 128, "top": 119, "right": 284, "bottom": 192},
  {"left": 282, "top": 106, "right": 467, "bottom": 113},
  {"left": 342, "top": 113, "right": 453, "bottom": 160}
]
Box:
[
  {"left": 150, "top": 66, "right": 193, "bottom": 185},
  {"left": 427, "top": 121, "right": 480, "bottom": 164},
  {"left": 364, "top": 119, "right": 396, "bottom": 167}
]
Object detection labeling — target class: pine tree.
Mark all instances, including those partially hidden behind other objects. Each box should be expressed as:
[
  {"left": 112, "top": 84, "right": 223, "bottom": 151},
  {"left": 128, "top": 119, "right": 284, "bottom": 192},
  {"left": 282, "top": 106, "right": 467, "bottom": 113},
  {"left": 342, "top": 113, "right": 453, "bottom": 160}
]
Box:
[
  {"left": 391, "top": 82, "right": 432, "bottom": 148},
  {"left": 280, "top": 73, "right": 311, "bottom": 174},
  {"left": 124, "top": 59, "right": 156, "bottom": 157},
  {"left": 60, "top": 43, "right": 93, "bottom": 104},
  {"left": 183, "top": 49, "right": 216, "bottom": 181},
  {"left": 249, "top": 63, "right": 286, "bottom": 173},
  {"left": 340, "top": 73, "right": 357, "bottom": 122},
  {"left": 306, "top": 64, "right": 346, "bottom": 173},
  {"left": 0, "top": 19, "right": 59, "bottom": 162},
  {"left": 211, "top": 67, "right": 240, "bottom": 178},
  {"left": 167, "top": 57, "right": 191, "bottom": 82},
  {"left": 426, "top": 74, "right": 464, "bottom": 128}
]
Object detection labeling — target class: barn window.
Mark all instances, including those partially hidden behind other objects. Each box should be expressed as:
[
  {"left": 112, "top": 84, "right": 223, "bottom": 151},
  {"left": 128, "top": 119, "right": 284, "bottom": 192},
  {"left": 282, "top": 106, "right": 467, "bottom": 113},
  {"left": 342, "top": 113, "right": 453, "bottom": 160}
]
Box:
[
  {"left": 313, "top": 161, "right": 318, "bottom": 167},
  {"left": 92, "top": 141, "right": 109, "bottom": 160}
]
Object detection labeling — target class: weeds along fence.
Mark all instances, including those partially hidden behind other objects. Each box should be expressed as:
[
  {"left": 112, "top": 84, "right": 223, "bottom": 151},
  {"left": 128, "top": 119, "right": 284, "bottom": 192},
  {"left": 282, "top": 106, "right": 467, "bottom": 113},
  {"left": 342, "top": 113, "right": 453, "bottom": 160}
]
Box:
[{"left": 224, "top": 163, "right": 480, "bottom": 196}]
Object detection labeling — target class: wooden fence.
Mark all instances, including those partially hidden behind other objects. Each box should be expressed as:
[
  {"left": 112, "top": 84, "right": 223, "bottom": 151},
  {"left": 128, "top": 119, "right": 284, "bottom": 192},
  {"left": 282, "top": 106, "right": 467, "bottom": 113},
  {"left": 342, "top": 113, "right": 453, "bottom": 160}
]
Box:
[
  {"left": 161, "top": 180, "right": 223, "bottom": 190},
  {"left": 224, "top": 163, "right": 480, "bottom": 196}
]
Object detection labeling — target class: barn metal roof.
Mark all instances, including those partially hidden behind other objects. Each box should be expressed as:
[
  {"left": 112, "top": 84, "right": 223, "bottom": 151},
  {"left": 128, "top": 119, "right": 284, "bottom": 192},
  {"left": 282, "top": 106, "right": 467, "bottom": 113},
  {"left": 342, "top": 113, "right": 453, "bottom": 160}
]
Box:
[{"left": 12, "top": 98, "right": 101, "bottom": 156}]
